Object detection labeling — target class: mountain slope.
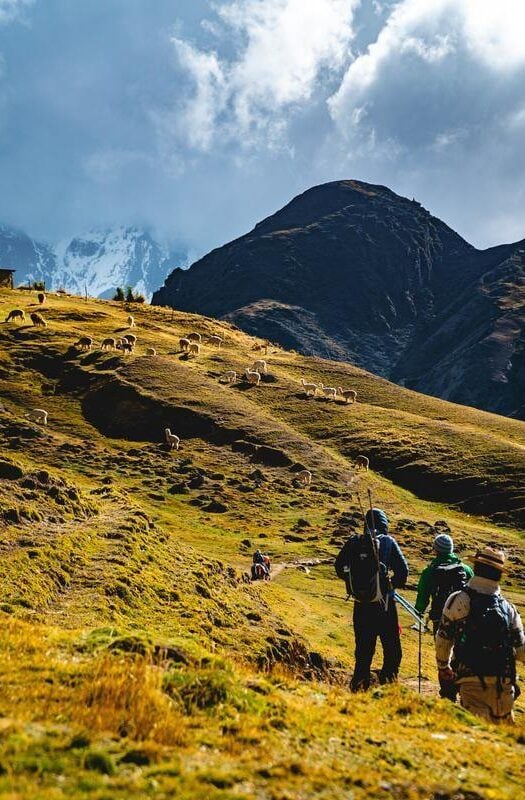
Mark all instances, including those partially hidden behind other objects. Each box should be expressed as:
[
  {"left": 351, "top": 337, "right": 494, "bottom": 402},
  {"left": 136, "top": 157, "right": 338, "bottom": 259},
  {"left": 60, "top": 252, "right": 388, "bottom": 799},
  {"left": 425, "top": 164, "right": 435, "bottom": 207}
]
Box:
[
  {"left": 0, "top": 287, "right": 524, "bottom": 799},
  {"left": 153, "top": 180, "right": 525, "bottom": 419}
]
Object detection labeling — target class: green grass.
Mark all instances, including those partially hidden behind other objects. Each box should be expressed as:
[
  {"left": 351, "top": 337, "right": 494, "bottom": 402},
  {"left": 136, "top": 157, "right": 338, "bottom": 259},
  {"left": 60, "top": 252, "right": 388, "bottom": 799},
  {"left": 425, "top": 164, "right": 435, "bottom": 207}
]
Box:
[{"left": 0, "top": 287, "right": 523, "bottom": 799}]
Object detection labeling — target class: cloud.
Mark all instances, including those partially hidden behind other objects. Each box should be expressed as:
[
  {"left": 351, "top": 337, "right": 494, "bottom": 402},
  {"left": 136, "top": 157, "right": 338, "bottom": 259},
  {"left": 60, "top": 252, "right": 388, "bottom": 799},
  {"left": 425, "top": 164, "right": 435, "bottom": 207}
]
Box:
[
  {"left": 0, "top": 0, "right": 33, "bottom": 25},
  {"left": 170, "top": 0, "right": 359, "bottom": 152},
  {"left": 83, "top": 149, "right": 156, "bottom": 185},
  {"left": 330, "top": 0, "right": 525, "bottom": 124}
]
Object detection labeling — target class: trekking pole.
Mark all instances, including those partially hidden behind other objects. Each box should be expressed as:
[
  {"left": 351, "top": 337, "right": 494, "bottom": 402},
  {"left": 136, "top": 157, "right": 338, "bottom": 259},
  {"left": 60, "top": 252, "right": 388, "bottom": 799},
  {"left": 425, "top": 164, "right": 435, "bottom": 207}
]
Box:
[{"left": 418, "top": 613, "right": 422, "bottom": 694}]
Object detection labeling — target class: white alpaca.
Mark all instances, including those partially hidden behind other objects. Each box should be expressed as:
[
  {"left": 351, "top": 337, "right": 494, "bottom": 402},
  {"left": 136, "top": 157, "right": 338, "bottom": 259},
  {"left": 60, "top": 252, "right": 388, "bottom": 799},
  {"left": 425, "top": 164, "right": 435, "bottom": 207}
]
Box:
[
  {"left": 296, "top": 469, "right": 312, "bottom": 486},
  {"left": 145, "top": 347, "right": 157, "bottom": 356},
  {"left": 319, "top": 383, "right": 337, "bottom": 400},
  {"left": 188, "top": 342, "right": 200, "bottom": 356},
  {"left": 337, "top": 387, "right": 357, "bottom": 404},
  {"left": 101, "top": 337, "right": 117, "bottom": 350},
  {"left": 179, "top": 337, "right": 190, "bottom": 352},
  {"left": 75, "top": 336, "right": 93, "bottom": 351},
  {"left": 220, "top": 370, "right": 237, "bottom": 383},
  {"left": 164, "top": 428, "right": 180, "bottom": 450},
  {"left": 300, "top": 379, "right": 318, "bottom": 396},
  {"left": 251, "top": 359, "right": 267, "bottom": 374},
  {"left": 127, "top": 315, "right": 135, "bottom": 328},
  {"left": 25, "top": 408, "right": 48, "bottom": 425},
  {"left": 244, "top": 368, "right": 261, "bottom": 386}
]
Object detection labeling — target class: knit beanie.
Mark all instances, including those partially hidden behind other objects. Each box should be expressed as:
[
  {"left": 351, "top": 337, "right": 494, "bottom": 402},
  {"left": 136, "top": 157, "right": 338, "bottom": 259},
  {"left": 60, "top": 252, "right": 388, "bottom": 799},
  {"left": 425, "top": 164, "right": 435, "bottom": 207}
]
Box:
[
  {"left": 365, "top": 508, "right": 389, "bottom": 536},
  {"left": 433, "top": 533, "right": 453, "bottom": 554}
]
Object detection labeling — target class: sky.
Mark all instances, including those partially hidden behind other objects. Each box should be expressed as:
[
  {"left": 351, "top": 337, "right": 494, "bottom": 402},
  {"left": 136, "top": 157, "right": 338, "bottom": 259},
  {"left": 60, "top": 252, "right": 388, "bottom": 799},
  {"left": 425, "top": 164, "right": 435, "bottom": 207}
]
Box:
[{"left": 0, "top": 0, "right": 524, "bottom": 258}]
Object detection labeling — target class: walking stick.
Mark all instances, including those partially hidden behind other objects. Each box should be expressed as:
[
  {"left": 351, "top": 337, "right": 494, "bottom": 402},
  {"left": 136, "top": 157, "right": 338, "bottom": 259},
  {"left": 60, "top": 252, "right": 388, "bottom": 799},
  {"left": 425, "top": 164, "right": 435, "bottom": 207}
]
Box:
[{"left": 418, "top": 613, "right": 422, "bottom": 694}]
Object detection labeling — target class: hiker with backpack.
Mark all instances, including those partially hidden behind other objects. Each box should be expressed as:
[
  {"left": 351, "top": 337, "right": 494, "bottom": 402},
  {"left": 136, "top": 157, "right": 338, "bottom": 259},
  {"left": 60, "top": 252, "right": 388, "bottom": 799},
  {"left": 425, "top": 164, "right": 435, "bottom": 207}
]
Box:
[
  {"left": 435, "top": 546, "right": 525, "bottom": 724},
  {"left": 335, "top": 507, "right": 408, "bottom": 692},
  {"left": 415, "top": 533, "right": 473, "bottom": 699}
]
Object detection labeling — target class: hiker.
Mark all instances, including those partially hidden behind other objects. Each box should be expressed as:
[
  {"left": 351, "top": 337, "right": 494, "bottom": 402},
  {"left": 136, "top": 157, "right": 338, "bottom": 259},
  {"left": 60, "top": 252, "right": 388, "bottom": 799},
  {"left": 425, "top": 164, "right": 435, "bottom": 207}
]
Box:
[
  {"left": 251, "top": 549, "right": 270, "bottom": 581},
  {"left": 435, "top": 546, "right": 525, "bottom": 724},
  {"left": 335, "top": 507, "right": 408, "bottom": 691},
  {"left": 415, "top": 533, "right": 473, "bottom": 699}
]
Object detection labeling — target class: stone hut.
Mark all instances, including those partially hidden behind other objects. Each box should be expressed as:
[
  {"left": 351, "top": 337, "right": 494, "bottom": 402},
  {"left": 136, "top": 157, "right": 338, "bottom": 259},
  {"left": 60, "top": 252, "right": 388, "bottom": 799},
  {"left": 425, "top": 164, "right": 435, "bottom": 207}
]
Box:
[{"left": 0, "top": 269, "right": 15, "bottom": 289}]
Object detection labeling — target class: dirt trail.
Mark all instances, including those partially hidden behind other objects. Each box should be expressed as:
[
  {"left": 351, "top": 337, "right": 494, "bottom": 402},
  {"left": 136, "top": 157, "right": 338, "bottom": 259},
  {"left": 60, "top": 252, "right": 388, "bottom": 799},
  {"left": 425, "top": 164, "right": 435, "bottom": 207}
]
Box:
[{"left": 270, "top": 557, "right": 332, "bottom": 579}]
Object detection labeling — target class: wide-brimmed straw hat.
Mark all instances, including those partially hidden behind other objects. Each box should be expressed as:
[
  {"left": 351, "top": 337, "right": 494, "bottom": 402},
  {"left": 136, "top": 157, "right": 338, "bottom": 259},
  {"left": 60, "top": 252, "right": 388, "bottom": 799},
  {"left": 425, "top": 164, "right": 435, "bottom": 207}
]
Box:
[{"left": 472, "top": 546, "right": 506, "bottom": 572}]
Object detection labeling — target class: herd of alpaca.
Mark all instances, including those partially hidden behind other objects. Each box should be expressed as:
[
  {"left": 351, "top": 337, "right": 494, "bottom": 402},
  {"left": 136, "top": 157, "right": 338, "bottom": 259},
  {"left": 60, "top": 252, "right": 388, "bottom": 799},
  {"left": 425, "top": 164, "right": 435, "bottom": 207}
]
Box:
[
  {"left": 300, "top": 379, "right": 357, "bottom": 404},
  {"left": 3, "top": 293, "right": 371, "bottom": 484}
]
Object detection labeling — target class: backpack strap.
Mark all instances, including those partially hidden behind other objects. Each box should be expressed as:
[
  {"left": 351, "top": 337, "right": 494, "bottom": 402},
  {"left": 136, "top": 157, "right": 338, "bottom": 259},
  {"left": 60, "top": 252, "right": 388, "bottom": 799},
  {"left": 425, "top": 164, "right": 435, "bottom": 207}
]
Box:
[{"left": 377, "top": 534, "right": 393, "bottom": 568}]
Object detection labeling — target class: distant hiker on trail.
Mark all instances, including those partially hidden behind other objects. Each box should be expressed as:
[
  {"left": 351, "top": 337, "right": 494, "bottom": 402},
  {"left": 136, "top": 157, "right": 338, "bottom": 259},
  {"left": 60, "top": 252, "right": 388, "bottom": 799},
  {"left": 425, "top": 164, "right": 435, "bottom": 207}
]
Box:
[
  {"left": 251, "top": 549, "right": 271, "bottom": 581},
  {"left": 335, "top": 508, "right": 408, "bottom": 692},
  {"left": 435, "top": 546, "right": 525, "bottom": 724},
  {"left": 415, "top": 533, "right": 473, "bottom": 700}
]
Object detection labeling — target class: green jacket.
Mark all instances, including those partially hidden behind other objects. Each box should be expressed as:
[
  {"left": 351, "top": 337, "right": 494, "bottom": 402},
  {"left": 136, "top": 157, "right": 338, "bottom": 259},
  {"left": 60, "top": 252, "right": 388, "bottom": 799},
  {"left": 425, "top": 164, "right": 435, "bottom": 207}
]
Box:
[{"left": 415, "top": 553, "right": 473, "bottom": 615}]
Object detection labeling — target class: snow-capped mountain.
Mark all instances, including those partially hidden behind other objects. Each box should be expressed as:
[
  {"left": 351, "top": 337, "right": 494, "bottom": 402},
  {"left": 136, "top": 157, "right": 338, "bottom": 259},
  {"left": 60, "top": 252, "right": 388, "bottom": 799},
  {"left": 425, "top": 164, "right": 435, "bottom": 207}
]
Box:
[
  {"left": 0, "top": 224, "right": 56, "bottom": 287},
  {"left": 0, "top": 224, "right": 186, "bottom": 299}
]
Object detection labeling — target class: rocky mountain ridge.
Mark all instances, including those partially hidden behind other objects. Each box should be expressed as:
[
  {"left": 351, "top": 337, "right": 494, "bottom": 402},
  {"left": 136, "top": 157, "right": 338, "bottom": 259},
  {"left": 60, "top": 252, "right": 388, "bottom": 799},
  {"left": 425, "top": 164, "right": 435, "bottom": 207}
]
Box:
[{"left": 153, "top": 180, "right": 525, "bottom": 419}]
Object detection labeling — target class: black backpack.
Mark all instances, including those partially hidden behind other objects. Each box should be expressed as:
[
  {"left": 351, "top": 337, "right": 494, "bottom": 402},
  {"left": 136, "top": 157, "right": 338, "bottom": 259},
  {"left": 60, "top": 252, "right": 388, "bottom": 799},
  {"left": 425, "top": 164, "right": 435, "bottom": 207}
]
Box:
[
  {"left": 456, "top": 589, "right": 515, "bottom": 683},
  {"left": 429, "top": 562, "right": 468, "bottom": 621},
  {"left": 335, "top": 533, "right": 391, "bottom": 603}
]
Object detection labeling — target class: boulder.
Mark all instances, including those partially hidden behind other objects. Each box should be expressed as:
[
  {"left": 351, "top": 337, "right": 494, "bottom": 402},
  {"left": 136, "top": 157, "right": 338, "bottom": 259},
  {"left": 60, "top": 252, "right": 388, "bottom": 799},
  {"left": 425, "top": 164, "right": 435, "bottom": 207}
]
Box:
[{"left": 0, "top": 460, "right": 23, "bottom": 480}]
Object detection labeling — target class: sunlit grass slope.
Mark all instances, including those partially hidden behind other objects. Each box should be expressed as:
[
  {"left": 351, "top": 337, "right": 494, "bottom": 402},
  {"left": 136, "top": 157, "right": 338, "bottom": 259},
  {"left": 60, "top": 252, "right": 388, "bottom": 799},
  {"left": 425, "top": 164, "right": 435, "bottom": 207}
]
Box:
[{"left": 0, "top": 287, "right": 523, "bottom": 799}]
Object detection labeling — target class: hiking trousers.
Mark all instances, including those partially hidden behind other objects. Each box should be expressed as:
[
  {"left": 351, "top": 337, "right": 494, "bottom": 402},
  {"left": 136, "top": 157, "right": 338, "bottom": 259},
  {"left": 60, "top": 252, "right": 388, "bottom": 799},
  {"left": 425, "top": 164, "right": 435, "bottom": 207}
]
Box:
[
  {"left": 459, "top": 679, "right": 516, "bottom": 724},
  {"left": 432, "top": 620, "right": 458, "bottom": 702},
  {"left": 351, "top": 600, "right": 402, "bottom": 691}
]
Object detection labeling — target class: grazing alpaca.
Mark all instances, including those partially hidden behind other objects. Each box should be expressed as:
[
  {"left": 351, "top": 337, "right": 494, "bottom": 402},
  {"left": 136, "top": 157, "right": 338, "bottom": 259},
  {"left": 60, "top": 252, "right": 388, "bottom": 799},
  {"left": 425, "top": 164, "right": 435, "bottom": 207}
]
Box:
[
  {"left": 300, "top": 378, "right": 317, "bottom": 396},
  {"left": 25, "top": 408, "right": 48, "bottom": 425},
  {"left": 337, "top": 387, "right": 357, "bottom": 404},
  {"left": 355, "top": 455, "right": 369, "bottom": 472},
  {"left": 75, "top": 336, "right": 93, "bottom": 351},
  {"left": 5, "top": 309, "right": 25, "bottom": 323},
  {"left": 30, "top": 312, "right": 47, "bottom": 327},
  {"left": 318, "top": 383, "right": 337, "bottom": 400},
  {"left": 244, "top": 368, "right": 261, "bottom": 386},
  {"left": 164, "top": 428, "right": 180, "bottom": 450},
  {"left": 295, "top": 469, "right": 312, "bottom": 486}
]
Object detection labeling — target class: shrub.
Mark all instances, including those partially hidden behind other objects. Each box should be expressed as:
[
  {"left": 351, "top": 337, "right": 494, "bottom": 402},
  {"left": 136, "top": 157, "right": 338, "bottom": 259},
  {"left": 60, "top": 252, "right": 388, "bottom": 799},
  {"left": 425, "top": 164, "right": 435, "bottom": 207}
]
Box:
[
  {"left": 113, "top": 287, "right": 125, "bottom": 302},
  {"left": 84, "top": 750, "right": 115, "bottom": 775}
]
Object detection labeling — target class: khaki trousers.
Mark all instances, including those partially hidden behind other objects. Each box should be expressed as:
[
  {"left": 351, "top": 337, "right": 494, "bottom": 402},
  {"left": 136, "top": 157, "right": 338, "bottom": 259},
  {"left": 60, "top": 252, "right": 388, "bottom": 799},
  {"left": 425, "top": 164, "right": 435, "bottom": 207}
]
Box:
[{"left": 459, "top": 679, "right": 515, "bottom": 724}]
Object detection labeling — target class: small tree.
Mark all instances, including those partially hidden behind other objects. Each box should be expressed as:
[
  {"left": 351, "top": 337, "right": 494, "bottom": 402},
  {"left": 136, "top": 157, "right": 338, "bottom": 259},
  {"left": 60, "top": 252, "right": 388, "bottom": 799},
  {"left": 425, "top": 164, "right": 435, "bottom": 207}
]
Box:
[
  {"left": 113, "top": 287, "right": 125, "bottom": 301},
  {"left": 125, "top": 286, "right": 135, "bottom": 303}
]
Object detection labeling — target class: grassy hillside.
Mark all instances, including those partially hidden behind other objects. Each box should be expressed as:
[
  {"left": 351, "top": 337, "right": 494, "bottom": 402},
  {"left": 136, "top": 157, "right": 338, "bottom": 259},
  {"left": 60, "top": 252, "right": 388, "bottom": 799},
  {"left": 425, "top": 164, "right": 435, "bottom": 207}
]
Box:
[{"left": 0, "top": 287, "right": 523, "bottom": 799}]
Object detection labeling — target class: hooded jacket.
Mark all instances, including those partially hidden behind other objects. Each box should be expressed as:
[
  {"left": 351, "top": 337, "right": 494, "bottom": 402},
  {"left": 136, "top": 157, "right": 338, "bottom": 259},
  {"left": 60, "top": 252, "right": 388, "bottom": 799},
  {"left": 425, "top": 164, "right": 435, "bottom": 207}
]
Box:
[{"left": 415, "top": 553, "right": 473, "bottom": 615}]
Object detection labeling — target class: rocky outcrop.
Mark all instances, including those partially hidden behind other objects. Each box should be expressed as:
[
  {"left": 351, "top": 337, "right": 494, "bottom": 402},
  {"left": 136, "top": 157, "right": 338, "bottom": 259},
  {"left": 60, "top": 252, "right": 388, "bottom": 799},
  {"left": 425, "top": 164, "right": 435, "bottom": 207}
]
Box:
[{"left": 153, "top": 180, "right": 525, "bottom": 419}]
